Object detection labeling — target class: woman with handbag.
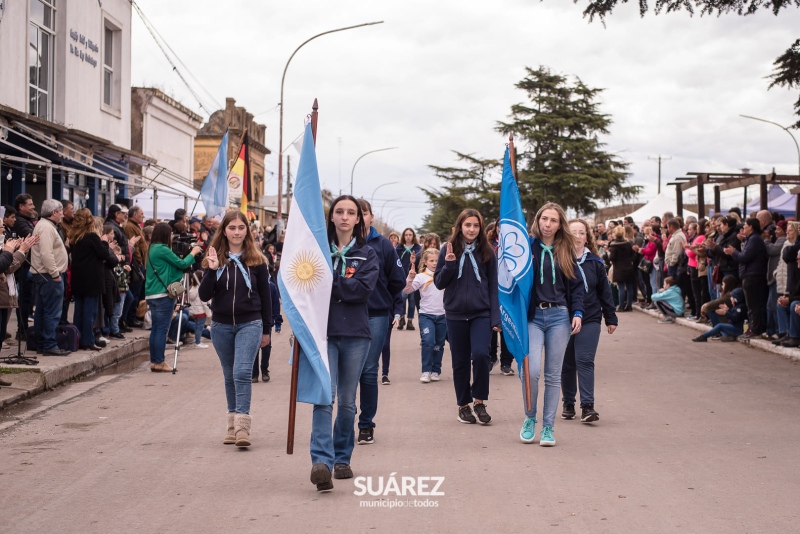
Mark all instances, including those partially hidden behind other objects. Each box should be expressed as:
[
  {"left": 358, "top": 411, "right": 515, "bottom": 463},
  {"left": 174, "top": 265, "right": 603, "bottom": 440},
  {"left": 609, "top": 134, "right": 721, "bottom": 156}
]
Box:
[{"left": 145, "top": 223, "right": 202, "bottom": 372}]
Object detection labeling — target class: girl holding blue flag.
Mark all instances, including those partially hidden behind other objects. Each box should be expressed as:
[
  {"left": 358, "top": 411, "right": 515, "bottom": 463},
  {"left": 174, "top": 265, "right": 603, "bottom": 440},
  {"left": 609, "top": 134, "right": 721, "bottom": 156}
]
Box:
[
  {"left": 519, "top": 202, "right": 584, "bottom": 447},
  {"left": 396, "top": 228, "right": 421, "bottom": 330},
  {"left": 434, "top": 208, "right": 500, "bottom": 426},
  {"left": 309, "top": 195, "right": 379, "bottom": 492},
  {"left": 561, "top": 219, "right": 617, "bottom": 424},
  {"left": 199, "top": 211, "right": 273, "bottom": 449}
]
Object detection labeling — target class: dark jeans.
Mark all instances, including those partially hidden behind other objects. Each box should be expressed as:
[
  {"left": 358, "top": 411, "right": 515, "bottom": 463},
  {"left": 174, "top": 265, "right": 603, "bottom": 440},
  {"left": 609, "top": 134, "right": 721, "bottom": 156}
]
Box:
[
  {"left": 447, "top": 316, "right": 491, "bottom": 406},
  {"left": 490, "top": 329, "right": 513, "bottom": 367},
  {"left": 168, "top": 309, "right": 194, "bottom": 340},
  {"left": 678, "top": 271, "right": 695, "bottom": 315},
  {"left": 125, "top": 273, "right": 144, "bottom": 323},
  {"left": 61, "top": 276, "right": 70, "bottom": 324},
  {"left": 358, "top": 315, "right": 390, "bottom": 430},
  {"left": 252, "top": 327, "right": 273, "bottom": 377},
  {"left": 17, "top": 270, "right": 33, "bottom": 337},
  {"left": 0, "top": 308, "right": 9, "bottom": 342},
  {"left": 655, "top": 300, "right": 677, "bottom": 318},
  {"left": 638, "top": 269, "right": 653, "bottom": 303},
  {"left": 381, "top": 317, "right": 393, "bottom": 376},
  {"left": 742, "top": 276, "right": 767, "bottom": 335},
  {"left": 561, "top": 321, "right": 602, "bottom": 407},
  {"left": 33, "top": 275, "right": 65, "bottom": 351},
  {"left": 402, "top": 292, "right": 416, "bottom": 320},
  {"left": 689, "top": 268, "right": 709, "bottom": 318},
  {"left": 73, "top": 295, "right": 99, "bottom": 347},
  {"left": 766, "top": 282, "right": 778, "bottom": 336},
  {"left": 617, "top": 278, "right": 637, "bottom": 308}
]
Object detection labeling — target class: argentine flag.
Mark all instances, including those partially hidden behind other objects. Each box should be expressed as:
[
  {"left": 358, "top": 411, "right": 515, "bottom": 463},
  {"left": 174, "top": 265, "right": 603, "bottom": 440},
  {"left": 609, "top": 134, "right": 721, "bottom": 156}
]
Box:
[
  {"left": 278, "top": 123, "right": 334, "bottom": 405},
  {"left": 200, "top": 131, "right": 229, "bottom": 218},
  {"left": 497, "top": 146, "right": 533, "bottom": 369}
]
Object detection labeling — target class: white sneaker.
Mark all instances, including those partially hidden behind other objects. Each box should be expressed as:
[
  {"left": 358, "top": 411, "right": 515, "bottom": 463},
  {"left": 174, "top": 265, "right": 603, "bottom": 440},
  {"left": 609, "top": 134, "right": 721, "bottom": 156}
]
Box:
[
  {"left": 195, "top": 343, "right": 209, "bottom": 349},
  {"left": 430, "top": 372, "right": 440, "bottom": 382},
  {"left": 420, "top": 372, "right": 431, "bottom": 383},
  {"left": 97, "top": 336, "right": 109, "bottom": 344}
]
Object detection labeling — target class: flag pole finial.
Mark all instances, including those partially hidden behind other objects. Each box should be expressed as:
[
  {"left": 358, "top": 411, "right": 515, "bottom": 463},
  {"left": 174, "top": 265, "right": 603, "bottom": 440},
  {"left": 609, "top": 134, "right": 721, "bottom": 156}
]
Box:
[
  {"left": 508, "top": 133, "right": 517, "bottom": 179},
  {"left": 311, "top": 99, "right": 319, "bottom": 146}
]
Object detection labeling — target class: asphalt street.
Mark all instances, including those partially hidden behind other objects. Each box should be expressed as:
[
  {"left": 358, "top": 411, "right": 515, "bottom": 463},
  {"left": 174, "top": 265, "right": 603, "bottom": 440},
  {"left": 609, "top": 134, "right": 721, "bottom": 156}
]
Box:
[{"left": 1, "top": 311, "right": 799, "bottom": 533}]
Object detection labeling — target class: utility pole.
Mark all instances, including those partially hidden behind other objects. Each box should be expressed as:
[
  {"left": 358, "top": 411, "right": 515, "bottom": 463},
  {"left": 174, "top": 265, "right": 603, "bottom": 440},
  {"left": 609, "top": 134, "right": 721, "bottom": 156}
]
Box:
[{"left": 649, "top": 155, "right": 672, "bottom": 194}]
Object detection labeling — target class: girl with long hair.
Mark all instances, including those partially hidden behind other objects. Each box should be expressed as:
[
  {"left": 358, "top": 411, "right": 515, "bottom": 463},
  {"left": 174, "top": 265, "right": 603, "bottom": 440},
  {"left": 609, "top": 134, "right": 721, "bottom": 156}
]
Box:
[
  {"left": 199, "top": 211, "right": 273, "bottom": 448},
  {"left": 310, "top": 195, "right": 379, "bottom": 492},
  {"left": 434, "top": 208, "right": 500, "bottom": 426},
  {"left": 395, "top": 227, "right": 421, "bottom": 330},
  {"left": 561, "top": 219, "right": 617, "bottom": 423},
  {"left": 519, "top": 203, "right": 584, "bottom": 447}
]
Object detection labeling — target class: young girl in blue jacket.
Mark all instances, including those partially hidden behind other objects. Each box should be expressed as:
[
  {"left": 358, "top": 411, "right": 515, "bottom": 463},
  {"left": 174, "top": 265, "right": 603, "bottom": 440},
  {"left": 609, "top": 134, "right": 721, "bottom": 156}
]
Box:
[
  {"left": 396, "top": 228, "right": 421, "bottom": 330},
  {"left": 561, "top": 219, "right": 618, "bottom": 424},
  {"left": 309, "top": 195, "right": 379, "bottom": 492},
  {"left": 434, "top": 209, "right": 500, "bottom": 425},
  {"left": 519, "top": 203, "right": 584, "bottom": 447}
]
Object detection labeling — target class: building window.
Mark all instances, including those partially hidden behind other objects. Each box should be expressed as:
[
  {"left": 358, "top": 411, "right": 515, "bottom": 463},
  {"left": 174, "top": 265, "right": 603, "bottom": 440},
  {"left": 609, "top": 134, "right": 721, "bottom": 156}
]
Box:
[
  {"left": 29, "top": 0, "right": 56, "bottom": 119},
  {"left": 102, "top": 20, "right": 121, "bottom": 110}
]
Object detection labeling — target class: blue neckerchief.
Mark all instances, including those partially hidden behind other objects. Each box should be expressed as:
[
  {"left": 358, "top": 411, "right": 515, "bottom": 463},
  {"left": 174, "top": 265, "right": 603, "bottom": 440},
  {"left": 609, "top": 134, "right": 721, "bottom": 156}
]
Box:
[
  {"left": 458, "top": 241, "right": 481, "bottom": 281},
  {"left": 331, "top": 238, "right": 356, "bottom": 276},
  {"left": 539, "top": 242, "right": 556, "bottom": 285},
  {"left": 576, "top": 247, "right": 590, "bottom": 292},
  {"left": 216, "top": 251, "right": 252, "bottom": 291},
  {"left": 401, "top": 245, "right": 414, "bottom": 259}
]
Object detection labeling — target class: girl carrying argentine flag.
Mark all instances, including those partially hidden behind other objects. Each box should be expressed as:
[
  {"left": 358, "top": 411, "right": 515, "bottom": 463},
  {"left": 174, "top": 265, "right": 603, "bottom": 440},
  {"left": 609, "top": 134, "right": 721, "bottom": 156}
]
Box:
[{"left": 309, "top": 195, "right": 379, "bottom": 493}]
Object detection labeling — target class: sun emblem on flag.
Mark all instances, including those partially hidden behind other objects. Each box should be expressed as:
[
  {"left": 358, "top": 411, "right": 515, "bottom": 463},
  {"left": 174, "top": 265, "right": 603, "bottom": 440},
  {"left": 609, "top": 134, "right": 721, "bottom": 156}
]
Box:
[{"left": 286, "top": 251, "right": 325, "bottom": 292}]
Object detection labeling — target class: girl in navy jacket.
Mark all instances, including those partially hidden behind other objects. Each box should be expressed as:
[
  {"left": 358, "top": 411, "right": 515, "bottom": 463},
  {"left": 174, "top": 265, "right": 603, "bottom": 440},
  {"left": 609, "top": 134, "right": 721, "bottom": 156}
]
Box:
[
  {"left": 396, "top": 228, "right": 422, "bottom": 330},
  {"left": 520, "top": 203, "right": 584, "bottom": 447},
  {"left": 434, "top": 208, "right": 499, "bottom": 426},
  {"left": 310, "top": 195, "right": 379, "bottom": 492},
  {"left": 561, "top": 219, "right": 618, "bottom": 424}
]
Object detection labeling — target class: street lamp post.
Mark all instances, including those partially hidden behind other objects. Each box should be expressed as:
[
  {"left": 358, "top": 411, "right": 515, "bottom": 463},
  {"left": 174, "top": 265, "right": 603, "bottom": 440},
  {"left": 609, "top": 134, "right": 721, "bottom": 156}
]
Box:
[
  {"left": 350, "top": 147, "right": 398, "bottom": 195},
  {"left": 740, "top": 114, "right": 800, "bottom": 178},
  {"left": 369, "top": 181, "right": 399, "bottom": 206},
  {"left": 277, "top": 21, "right": 384, "bottom": 221}
]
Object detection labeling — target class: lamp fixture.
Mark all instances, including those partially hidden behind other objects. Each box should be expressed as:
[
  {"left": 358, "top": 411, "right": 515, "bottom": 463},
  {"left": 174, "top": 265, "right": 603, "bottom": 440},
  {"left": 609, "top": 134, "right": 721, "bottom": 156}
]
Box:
[{"left": 5, "top": 170, "right": 11, "bottom": 181}]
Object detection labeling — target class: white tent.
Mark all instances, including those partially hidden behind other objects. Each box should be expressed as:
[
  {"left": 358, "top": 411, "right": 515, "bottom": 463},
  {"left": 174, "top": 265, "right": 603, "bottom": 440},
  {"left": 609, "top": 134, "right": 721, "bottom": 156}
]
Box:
[
  {"left": 624, "top": 192, "right": 697, "bottom": 226},
  {"left": 131, "top": 182, "right": 206, "bottom": 221}
]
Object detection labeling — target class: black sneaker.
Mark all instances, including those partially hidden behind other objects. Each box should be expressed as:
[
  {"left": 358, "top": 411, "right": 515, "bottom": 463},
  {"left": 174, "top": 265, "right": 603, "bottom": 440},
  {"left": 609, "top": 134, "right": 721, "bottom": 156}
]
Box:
[
  {"left": 561, "top": 404, "right": 576, "bottom": 420},
  {"left": 43, "top": 347, "right": 71, "bottom": 356},
  {"left": 381, "top": 375, "right": 391, "bottom": 385},
  {"left": 501, "top": 366, "right": 515, "bottom": 376},
  {"left": 406, "top": 319, "right": 415, "bottom": 331},
  {"left": 581, "top": 404, "right": 600, "bottom": 423},
  {"left": 457, "top": 405, "right": 477, "bottom": 424},
  {"left": 397, "top": 317, "right": 406, "bottom": 330},
  {"left": 262, "top": 370, "right": 270, "bottom": 382},
  {"left": 310, "top": 462, "right": 333, "bottom": 492},
  {"left": 691, "top": 335, "right": 707, "bottom": 342},
  {"left": 333, "top": 463, "right": 353, "bottom": 479},
  {"left": 357, "top": 427, "right": 374, "bottom": 445},
  {"left": 473, "top": 403, "right": 492, "bottom": 424},
  {"left": 109, "top": 332, "right": 126, "bottom": 340}
]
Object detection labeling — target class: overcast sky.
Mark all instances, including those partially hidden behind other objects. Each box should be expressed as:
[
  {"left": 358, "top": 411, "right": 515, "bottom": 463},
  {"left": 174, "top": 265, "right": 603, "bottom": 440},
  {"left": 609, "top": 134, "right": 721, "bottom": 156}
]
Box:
[{"left": 131, "top": 0, "right": 800, "bottom": 228}]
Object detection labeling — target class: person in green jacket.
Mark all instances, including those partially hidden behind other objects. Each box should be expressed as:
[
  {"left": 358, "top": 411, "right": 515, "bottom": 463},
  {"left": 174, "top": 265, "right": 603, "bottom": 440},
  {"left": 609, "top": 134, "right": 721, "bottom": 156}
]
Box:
[{"left": 145, "top": 223, "right": 202, "bottom": 372}]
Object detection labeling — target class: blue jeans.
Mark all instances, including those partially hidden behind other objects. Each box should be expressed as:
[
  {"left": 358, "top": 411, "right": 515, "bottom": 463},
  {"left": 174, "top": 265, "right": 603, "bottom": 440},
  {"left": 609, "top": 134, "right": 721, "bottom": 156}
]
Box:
[
  {"left": 148, "top": 296, "right": 175, "bottom": 364},
  {"left": 168, "top": 309, "right": 193, "bottom": 340},
  {"left": 73, "top": 295, "right": 99, "bottom": 347},
  {"left": 33, "top": 275, "right": 65, "bottom": 351},
  {"left": 649, "top": 267, "right": 659, "bottom": 296},
  {"left": 358, "top": 315, "right": 390, "bottom": 429},
  {"left": 561, "top": 321, "right": 601, "bottom": 407},
  {"left": 402, "top": 292, "right": 416, "bottom": 319},
  {"left": 521, "top": 306, "right": 571, "bottom": 428},
  {"left": 776, "top": 301, "right": 800, "bottom": 338},
  {"left": 210, "top": 320, "right": 262, "bottom": 414},
  {"left": 194, "top": 316, "right": 205, "bottom": 344},
  {"left": 700, "top": 323, "right": 743, "bottom": 339},
  {"left": 618, "top": 279, "right": 637, "bottom": 308},
  {"left": 447, "top": 316, "right": 491, "bottom": 406},
  {"left": 311, "top": 336, "right": 370, "bottom": 471},
  {"left": 110, "top": 293, "right": 125, "bottom": 335},
  {"left": 418, "top": 313, "right": 447, "bottom": 373}
]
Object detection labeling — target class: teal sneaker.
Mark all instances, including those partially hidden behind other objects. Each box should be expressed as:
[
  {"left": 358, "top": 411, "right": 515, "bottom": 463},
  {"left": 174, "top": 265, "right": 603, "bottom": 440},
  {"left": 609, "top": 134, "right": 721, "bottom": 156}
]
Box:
[
  {"left": 540, "top": 426, "right": 556, "bottom": 447},
  {"left": 519, "top": 417, "right": 536, "bottom": 443}
]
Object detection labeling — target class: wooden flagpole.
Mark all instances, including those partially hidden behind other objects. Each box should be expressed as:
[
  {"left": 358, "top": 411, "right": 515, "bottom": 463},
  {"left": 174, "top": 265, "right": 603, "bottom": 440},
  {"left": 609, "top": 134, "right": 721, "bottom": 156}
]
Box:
[
  {"left": 287, "top": 99, "right": 319, "bottom": 455},
  {"left": 509, "top": 132, "right": 533, "bottom": 413}
]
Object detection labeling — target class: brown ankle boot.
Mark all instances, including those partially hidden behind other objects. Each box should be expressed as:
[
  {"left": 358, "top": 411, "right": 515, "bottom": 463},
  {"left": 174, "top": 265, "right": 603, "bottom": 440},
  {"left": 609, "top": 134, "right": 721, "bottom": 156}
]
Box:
[
  {"left": 234, "top": 414, "right": 251, "bottom": 448},
  {"left": 224, "top": 413, "right": 236, "bottom": 445}
]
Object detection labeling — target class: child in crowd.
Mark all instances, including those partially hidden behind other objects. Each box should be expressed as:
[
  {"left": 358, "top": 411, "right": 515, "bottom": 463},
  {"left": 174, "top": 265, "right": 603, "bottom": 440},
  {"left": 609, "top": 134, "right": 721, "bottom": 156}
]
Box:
[
  {"left": 692, "top": 284, "right": 747, "bottom": 342},
  {"left": 405, "top": 248, "right": 447, "bottom": 383},
  {"left": 107, "top": 243, "right": 127, "bottom": 339},
  {"left": 187, "top": 272, "right": 210, "bottom": 349},
  {"left": 651, "top": 276, "right": 685, "bottom": 324}
]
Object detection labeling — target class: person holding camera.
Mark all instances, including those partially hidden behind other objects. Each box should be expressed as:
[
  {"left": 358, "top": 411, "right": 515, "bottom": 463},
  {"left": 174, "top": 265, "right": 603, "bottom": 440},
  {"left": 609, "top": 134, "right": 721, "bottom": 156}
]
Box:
[
  {"left": 199, "top": 211, "right": 273, "bottom": 448},
  {"left": 145, "top": 223, "right": 202, "bottom": 372}
]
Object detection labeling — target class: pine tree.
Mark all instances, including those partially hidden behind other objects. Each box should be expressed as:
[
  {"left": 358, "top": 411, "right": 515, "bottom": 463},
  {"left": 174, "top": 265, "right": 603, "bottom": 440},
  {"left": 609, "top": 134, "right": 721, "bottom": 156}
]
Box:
[{"left": 496, "top": 66, "right": 639, "bottom": 217}]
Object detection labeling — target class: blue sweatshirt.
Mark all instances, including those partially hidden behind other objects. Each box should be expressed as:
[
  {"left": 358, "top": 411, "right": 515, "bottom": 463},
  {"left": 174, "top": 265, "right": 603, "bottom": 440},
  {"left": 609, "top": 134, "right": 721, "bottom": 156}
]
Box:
[
  {"left": 328, "top": 241, "right": 380, "bottom": 338},
  {"left": 433, "top": 243, "right": 500, "bottom": 328},
  {"left": 527, "top": 237, "right": 585, "bottom": 320},
  {"left": 366, "top": 226, "right": 407, "bottom": 317},
  {"left": 575, "top": 249, "right": 618, "bottom": 326},
  {"left": 396, "top": 243, "right": 422, "bottom": 275},
  {"left": 198, "top": 260, "right": 273, "bottom": 334},
  {"left": 651, "top": 285, "right": 685, "bottom": 316}
]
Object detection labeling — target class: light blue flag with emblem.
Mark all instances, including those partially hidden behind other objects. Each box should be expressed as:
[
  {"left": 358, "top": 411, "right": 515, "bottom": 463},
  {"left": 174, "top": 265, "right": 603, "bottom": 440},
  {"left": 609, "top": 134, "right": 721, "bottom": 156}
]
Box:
[
  {"left": 498, "top": 146, "right": 533, "bottom": 369},
  {"left": 278, "top": 123, "right": 334, "bottom": 405},
  {"left": 199, "top": 131, "right": 229, "bottom": 218}
]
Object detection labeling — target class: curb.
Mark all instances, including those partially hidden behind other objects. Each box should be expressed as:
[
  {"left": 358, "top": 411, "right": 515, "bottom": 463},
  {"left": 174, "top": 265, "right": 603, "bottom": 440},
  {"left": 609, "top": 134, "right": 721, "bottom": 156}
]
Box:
[
  {"left": 0, "top": 336, "right": 150, "bottom": 410},
  {"left": 633, "top": 305, "right": 800, "bottom": 363}
]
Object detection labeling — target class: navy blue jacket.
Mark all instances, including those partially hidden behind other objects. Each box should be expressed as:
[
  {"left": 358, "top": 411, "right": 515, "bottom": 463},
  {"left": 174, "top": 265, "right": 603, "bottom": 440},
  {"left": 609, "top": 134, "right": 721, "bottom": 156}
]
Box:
[
  {"left": 732, "top": 234, "right": 767, "bottom": 280},
  {"left": 366, "top": 226, "right": 406, "bottom": 317},
  {"left": 396, "top": 243, "right": 422, "bottom": 275},
  {"left": 527, "top": 237, "right": 585, "bottom": 320},
  {"left": 433, "top": 244, "right": 500, "bottom": 328},
  {"left": 328, "top": 241, "right": 379, "bottom": 338},
  {"left": 726, "top": 287, "right": 748, "bottom": 330},
  {"left": 575, "top": 250, "right": 618, "bottom": 326},
  {"left": 199, "top": 260, "right": 273, "bottom": 334}
]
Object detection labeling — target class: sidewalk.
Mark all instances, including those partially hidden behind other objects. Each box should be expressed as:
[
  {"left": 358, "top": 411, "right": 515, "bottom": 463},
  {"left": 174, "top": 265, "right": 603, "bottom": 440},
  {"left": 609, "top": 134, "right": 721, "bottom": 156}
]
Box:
[
  {"left": 0, "top": 313, "right": 151, "bottom": 409},
  {"left": 633, "top": 303, "right": 800, "bottom": 362}
]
